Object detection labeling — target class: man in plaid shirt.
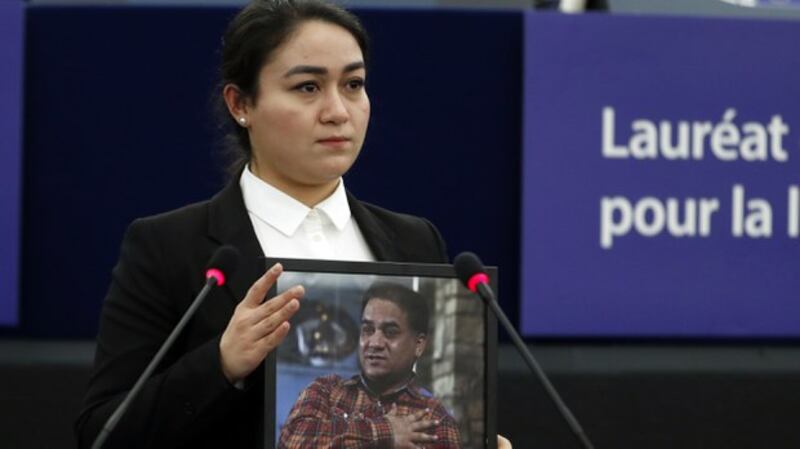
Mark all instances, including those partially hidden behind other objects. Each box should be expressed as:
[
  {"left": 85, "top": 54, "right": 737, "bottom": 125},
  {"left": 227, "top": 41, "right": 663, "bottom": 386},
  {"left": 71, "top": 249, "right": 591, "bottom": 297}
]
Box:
[{"left": 278, "top": 282, "right": 461, "bottom": 449}]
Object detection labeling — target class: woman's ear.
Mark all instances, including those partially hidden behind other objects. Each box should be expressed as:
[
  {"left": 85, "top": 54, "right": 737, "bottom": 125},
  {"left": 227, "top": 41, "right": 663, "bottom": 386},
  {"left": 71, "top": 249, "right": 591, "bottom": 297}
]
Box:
[{"left": 223, "top": 84, "right": 251, "bottom": 128}]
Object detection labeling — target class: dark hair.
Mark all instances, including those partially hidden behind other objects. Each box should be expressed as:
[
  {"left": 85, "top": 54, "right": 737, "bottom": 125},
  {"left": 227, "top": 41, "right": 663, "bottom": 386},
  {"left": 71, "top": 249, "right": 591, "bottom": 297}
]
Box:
[
  {"left": 217, "top": 0, "right": 370, "bottom": 177},
  {"left": 361, "top": 282, "right": 430, "bottom": 335}
]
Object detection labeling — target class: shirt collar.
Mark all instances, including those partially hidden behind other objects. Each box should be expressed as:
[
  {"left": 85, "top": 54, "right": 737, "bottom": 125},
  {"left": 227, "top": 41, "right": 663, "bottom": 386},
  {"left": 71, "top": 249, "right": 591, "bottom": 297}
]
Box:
[
  {"left": 347, "top": 373, "right": 423, "bottom": 399},
  {"left": 239, "top": 166, "right": 352, "bottom": 236},
  {"left": 315, "top": 177, "right": 351, "bottom": 231}
]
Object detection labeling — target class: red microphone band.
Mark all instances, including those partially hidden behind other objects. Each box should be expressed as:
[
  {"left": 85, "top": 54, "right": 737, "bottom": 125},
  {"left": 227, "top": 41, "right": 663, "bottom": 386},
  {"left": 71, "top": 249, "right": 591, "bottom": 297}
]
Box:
[
  {"left": 467, "top": 273, "right": 489, "bottom": 293},
  {"left": 205, "top": 268, "right": 226, "bottom": 286}
]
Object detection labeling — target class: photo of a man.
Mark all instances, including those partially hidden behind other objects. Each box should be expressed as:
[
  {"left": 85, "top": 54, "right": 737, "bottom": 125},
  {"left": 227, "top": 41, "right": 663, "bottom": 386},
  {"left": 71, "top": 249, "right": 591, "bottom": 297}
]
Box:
[{"left": 278, "top": 282, "right": 461, "bottom": 448}]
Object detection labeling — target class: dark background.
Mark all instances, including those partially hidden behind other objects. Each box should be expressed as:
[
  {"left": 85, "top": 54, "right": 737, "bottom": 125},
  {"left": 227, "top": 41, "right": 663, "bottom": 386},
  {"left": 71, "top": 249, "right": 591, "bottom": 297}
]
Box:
[
  {"left": 11, "top": 6, "right": 521, "bottom": 339},
  {"left": 3, "top": 6, "right": 800, "bottom": 449}
]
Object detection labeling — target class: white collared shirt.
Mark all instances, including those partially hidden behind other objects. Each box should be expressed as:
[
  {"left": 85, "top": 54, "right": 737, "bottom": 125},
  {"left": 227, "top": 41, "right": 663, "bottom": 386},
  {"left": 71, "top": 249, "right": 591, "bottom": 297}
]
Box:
[{"left": 239, "top": 166, "right": 375, "bottom": 262}]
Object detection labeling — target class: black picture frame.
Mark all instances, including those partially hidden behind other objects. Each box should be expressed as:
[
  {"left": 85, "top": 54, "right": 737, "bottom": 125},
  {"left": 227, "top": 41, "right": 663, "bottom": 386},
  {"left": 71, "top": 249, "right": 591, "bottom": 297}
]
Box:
[{"left": 260, "top": 258, "right": 498, "bottom": 449}]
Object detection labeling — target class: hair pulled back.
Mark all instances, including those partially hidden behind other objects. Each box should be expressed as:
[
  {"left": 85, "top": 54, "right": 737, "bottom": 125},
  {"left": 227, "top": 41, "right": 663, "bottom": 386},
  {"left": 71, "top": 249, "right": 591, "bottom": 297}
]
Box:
[{"left": 218, "top": 0, "right": 369, "bottom": 177}]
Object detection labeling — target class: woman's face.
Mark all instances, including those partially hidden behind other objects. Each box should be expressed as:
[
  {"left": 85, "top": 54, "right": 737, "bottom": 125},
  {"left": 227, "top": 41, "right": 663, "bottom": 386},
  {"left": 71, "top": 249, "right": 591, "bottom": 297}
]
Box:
[{"left": 243, "top": 20, "right": 369, "bottom": 197}]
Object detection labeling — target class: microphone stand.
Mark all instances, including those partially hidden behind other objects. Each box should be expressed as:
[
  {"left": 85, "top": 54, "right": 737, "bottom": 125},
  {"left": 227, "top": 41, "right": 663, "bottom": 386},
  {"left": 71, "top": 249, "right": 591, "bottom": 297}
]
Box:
[
  {"left": 475, "top": 283, "right": 596, "bottom": 449},
  {"left": 91, "top": 276, "right": 220, "bottom": 449}
]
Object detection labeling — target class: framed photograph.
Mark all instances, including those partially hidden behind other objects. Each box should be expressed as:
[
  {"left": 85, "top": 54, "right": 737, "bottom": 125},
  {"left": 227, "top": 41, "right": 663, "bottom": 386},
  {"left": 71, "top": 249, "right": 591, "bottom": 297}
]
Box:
[{"left": 261, "top": 259, "right": 498, "bottom": 449}]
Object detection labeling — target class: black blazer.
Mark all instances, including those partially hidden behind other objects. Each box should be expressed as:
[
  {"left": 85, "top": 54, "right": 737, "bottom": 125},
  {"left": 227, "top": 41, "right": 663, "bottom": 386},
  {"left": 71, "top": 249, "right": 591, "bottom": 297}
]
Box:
[{"left": 76, "top": 181, "right": 448, "bottom": 449}]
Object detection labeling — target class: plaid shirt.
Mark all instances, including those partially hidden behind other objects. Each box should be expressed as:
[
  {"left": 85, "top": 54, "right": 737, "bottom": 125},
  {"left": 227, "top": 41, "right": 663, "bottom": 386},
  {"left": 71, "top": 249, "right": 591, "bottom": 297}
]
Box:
[{"left": 278, "top": 374, "right": 462, "bottom": 449}]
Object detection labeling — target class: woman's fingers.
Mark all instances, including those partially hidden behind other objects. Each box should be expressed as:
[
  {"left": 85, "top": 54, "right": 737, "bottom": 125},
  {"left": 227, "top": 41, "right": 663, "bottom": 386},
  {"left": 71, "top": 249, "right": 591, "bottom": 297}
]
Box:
[
  {"left": 249, "top": 284, "right": 304, "bottom": 325},
  {"left": 255, "top": 319, "right": 293, "bottom": 355},
  {"left": 252, "top": 295, "right": 301, "bottom": 340},
  {"left": 219, "top": 264, "right": 304, "bottom": 384},
  {"left": 241, "top": 263, "right": 283, "bottom": 308}
]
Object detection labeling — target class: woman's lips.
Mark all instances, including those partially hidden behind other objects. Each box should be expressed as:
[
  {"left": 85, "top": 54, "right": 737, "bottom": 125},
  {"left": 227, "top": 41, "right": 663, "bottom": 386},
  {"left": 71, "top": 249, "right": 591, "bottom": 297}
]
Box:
[{"left": 317, "top": 137, "right": 351, "bottom": 148}]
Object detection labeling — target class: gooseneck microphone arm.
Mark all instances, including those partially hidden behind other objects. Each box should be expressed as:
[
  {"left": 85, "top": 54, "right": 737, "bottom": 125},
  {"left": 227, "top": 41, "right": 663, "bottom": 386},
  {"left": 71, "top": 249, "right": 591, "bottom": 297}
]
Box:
[
  {"left": 475, "top": 281, "right": 595, "bottom": 449},
  {"left": 91, "top": 245, "right": 240, "bottom": 449},
  {"left": 454, "top": 252, "right": 595, "bottom": 449}
]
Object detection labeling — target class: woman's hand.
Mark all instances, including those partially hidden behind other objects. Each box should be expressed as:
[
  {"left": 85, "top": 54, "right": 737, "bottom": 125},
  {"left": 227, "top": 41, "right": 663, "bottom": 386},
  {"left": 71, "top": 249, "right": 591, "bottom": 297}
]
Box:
[
  {"left": 498, "top": 434, "right": 512, "bottom": 449},
  {"left": 219, "top": 263, "right": 303, "bottom": 384}
]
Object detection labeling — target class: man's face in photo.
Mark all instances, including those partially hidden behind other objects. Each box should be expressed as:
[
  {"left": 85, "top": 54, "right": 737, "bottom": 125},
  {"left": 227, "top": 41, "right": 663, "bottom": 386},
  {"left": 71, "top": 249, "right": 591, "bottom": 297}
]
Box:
[{"left": 359, "top": 298, "right": 426, "bottom": 392}]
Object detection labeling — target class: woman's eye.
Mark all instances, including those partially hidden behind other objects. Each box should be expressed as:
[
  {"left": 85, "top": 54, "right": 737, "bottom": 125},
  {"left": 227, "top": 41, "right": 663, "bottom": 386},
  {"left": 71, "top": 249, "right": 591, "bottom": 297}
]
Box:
[{"left": 346, "top": 79, "right": 365, "bottom": 91}]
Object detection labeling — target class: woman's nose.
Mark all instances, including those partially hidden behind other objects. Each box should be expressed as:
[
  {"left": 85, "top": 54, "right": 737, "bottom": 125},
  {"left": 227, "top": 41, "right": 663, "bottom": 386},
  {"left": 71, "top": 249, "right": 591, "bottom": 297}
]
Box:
[{"left": 320, "top": 91, "right": 349, "bottom": 125}]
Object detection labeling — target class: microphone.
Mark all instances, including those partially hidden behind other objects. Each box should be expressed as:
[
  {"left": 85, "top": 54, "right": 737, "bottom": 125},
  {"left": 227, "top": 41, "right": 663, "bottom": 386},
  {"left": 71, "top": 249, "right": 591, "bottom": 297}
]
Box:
[
  {"left": 453, "top": 252, "right": 596, "bottom": 449},
  {"left": 204, "top": 244, "right": 240, "bottom": 287},
  {"left": 91, "top": 245, "right": 241, "bottom": 449}
]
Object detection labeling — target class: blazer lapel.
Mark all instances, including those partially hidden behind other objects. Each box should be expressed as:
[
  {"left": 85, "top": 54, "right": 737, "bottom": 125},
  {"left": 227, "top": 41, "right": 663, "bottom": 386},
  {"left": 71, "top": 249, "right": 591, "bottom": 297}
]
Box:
[
  {"left": 207, "top": 181, "right": 265, "bottom": 305},
  {"left": 347, "top": 191, "right": 398, "bottom": 262}
]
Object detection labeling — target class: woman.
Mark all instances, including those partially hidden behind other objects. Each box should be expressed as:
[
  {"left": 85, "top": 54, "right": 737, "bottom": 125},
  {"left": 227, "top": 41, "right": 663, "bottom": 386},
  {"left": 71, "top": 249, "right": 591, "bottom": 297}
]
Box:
[{"left": 76, "top": 1, "right": 511, "bottom": 448}]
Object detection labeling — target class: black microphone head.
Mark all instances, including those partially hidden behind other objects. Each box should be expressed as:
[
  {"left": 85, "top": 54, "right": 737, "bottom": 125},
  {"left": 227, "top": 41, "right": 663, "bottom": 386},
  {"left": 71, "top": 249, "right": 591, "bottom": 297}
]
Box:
[
  {"left": 205, "top": 245, "right": 241, "bottom": 286},
  {"left": 453, "top": 251, "right": 486, "bottom": 289}
]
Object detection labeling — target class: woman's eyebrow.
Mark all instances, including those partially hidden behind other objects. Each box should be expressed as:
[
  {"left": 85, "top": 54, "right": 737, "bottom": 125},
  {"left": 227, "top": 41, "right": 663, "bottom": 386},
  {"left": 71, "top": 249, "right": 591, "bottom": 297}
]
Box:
[
  {"left": 342, "top": 61, "right": 365, "bottom": 73},
  {"left": 283, "top": 61, "right": 365, "bottom": 78},
  {"left": 284, "top": 65, "right": 326, "bottom": 77}
]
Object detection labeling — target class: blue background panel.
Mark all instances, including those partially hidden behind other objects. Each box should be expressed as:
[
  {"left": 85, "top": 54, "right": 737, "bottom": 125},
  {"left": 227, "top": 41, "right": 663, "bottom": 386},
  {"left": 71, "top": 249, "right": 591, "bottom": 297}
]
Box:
[
  {"left": 0, "top": 0, "right": 24, "bottom": 327},
  {"left": 522, "top": 13, "right": 800, "bottom": 337}
]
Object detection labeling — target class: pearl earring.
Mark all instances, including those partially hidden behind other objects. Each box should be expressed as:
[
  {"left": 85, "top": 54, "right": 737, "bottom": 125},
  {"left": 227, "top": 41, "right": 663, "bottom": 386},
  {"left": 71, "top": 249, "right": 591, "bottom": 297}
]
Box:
[{"left": 238, "top": 117, "right": 247, "bottom": 125}]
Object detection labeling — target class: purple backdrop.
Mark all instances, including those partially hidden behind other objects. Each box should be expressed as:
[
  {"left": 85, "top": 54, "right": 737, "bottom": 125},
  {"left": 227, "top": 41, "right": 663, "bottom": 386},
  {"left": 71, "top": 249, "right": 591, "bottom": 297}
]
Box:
[
  {"left": 522, "top": 12, "right": 800, "bottom": 337},
  {"left": 0, "top": 0, "right": 23, "bottom": 326}
]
